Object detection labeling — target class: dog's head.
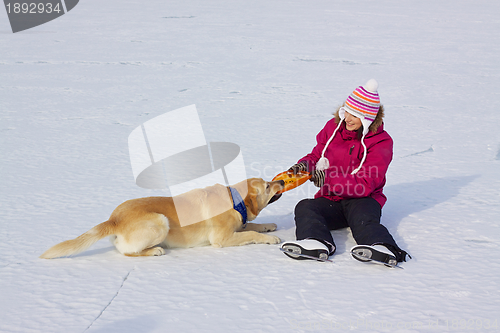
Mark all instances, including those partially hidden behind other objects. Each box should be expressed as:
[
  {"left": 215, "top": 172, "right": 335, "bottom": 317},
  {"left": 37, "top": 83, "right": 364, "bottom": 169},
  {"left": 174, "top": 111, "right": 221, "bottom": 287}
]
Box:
[{"left": 240, "top": 178, "right": 284, "bottom": 221}]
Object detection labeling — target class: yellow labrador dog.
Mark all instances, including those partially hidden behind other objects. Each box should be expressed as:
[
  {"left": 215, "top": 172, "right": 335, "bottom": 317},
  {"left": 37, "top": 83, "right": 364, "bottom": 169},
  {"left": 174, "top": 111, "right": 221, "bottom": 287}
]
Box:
[{"left": 40, "top": 178, "right": 284, "bottom": 259}]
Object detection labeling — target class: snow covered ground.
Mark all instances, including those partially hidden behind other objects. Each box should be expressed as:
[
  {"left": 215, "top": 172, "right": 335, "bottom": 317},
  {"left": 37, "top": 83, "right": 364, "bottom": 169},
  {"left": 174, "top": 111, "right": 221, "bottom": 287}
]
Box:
[{"left": 1, "top": 0, "right": 500, "bottom": 332}]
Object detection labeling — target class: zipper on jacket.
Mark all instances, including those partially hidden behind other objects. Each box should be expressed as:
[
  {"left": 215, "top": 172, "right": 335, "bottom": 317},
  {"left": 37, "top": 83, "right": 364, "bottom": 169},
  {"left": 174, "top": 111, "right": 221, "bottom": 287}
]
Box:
[{"left": 349, "top": 145, "right": 355, "bottom": 155}]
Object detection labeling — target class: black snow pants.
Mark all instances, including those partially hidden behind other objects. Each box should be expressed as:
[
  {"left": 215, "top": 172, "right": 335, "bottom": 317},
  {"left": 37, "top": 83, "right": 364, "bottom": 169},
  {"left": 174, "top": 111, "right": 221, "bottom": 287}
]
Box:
[{"left": 294, "top": 197, "right": 408, "bottom": 262}]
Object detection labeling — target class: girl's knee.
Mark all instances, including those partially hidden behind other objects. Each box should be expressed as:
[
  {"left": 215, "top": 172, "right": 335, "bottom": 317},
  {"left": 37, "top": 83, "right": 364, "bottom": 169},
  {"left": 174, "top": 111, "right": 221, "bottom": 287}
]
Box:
[
  {"left": 294, "top": 198, "right": 314, "bottom": 215},
  {"left": 295, "top": 198, "right": 330, "bottom": 214}
]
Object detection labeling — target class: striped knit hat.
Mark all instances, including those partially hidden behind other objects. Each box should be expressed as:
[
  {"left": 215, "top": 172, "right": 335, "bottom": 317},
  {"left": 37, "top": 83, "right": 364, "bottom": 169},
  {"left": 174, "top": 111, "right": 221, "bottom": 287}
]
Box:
[
  {"left": 340, "top": 79, "right": 380, "bottom": 135},
  {"left": 316, "top": 79, "right": 381, "bottom": 174}
]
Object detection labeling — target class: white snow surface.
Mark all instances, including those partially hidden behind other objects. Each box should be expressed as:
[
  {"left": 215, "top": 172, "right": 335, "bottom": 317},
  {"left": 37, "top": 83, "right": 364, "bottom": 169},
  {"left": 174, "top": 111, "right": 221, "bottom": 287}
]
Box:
[{"left": 1, "top": 0, "right": 500, "bottom": 332}]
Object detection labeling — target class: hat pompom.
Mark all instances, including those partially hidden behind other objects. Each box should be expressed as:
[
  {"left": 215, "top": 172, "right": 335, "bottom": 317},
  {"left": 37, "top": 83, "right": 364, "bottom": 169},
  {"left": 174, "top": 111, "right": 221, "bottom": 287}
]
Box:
[{"left": 363, "top": 79, "right": 378, "bottom": 93}]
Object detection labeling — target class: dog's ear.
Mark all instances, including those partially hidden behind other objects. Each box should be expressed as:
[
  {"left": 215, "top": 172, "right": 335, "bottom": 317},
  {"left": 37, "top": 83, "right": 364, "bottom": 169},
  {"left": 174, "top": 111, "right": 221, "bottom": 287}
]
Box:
[{"left": 244, "top": 193, "right": 260, "bottom": 217}]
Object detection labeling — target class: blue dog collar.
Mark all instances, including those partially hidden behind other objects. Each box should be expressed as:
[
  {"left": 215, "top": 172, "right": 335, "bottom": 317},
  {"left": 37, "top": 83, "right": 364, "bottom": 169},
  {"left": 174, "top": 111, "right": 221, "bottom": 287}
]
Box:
[{"left": 229, "top": 187, "right": 247, "bottom": 225}]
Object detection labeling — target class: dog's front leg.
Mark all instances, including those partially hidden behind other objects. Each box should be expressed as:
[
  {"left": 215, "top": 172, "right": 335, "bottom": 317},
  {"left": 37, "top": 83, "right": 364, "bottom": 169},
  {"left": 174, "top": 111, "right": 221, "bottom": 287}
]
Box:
[{"left": 211, "top": 231, "right": 280, "bottom": 247}]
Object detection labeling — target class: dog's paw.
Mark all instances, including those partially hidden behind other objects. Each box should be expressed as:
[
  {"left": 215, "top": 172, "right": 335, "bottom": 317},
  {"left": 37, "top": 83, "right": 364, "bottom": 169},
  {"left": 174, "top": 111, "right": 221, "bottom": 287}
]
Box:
[
  {"left": 266, "top": 235, "right": 281, "bottom": 244},
  {"left": 151, "top": 247, "right": 166, "bottom": 256},
  {"left": 263, "top": 223, "right": 278, "bottom": 232}
]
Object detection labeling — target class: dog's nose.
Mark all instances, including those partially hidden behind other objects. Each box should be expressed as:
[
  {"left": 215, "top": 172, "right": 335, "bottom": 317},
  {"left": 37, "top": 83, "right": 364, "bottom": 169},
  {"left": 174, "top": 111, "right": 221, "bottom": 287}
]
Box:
[{"left": 278, "top": 180, "right": 285, "bottom": 187}]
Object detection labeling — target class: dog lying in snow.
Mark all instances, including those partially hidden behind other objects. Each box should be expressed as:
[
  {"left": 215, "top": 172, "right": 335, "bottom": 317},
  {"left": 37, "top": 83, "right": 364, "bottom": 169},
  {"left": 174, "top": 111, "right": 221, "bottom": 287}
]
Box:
[{"left": 40, "top": 178, "right": 284, "bottom": 259}]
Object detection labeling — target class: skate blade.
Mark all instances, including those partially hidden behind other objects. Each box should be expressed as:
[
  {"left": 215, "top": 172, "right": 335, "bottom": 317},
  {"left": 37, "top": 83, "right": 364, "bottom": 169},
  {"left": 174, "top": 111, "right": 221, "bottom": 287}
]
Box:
[
  {"left": 280, "top": 247, "right": 332, "bottom": 262},
  {"left": 351, "top": 250, "right": 403, "bottom": 269}
]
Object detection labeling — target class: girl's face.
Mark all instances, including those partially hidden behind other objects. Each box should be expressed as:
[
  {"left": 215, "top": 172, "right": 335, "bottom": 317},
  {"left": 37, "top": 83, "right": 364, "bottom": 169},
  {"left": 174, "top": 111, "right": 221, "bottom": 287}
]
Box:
[{"left": 345, "top": 112, "right": 362, "bottom": 131}]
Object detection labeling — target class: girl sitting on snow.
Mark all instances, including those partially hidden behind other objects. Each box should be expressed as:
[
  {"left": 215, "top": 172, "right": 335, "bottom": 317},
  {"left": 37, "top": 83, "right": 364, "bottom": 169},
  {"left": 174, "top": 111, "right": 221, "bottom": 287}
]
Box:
[{"left": 281, "top": 79, "right": 410, "bottom": 267}]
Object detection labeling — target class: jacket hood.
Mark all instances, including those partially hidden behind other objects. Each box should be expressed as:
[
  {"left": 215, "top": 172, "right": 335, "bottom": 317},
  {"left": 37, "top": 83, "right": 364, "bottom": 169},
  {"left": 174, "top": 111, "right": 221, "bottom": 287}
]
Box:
[{"left": 333, "top": 104, "right": 385, "bottom": 134}]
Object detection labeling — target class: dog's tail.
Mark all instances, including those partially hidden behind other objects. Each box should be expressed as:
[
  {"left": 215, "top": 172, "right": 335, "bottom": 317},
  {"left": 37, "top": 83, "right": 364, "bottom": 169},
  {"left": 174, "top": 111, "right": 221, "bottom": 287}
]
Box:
[{"left": 39, "top": 220, "right": 116, "bottom": 259}]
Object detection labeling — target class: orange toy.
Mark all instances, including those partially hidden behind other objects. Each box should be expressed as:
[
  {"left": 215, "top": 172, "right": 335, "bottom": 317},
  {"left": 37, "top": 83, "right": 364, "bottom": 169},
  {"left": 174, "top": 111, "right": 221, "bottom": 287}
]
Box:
[{"left": 272, "top": 171, "right": 311, "bottom": 194}]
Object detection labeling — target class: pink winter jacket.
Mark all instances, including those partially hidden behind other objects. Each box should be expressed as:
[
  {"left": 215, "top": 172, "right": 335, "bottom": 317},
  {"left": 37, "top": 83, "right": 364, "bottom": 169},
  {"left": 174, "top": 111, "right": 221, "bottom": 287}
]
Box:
[{"left": 298, "top": 114, "right": 393, "bottom": 208}]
